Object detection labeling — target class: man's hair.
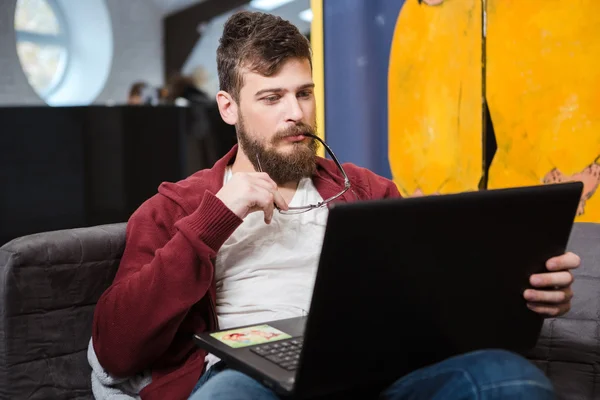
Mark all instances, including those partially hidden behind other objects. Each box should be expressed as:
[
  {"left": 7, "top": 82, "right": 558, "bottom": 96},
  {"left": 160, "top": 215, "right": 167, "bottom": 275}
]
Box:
[
  {"left": 217, "top": 11, "right": 312, "bottom": 102},
  {"left": 128, "top": 81, "right": 147, "bottom": 98}
]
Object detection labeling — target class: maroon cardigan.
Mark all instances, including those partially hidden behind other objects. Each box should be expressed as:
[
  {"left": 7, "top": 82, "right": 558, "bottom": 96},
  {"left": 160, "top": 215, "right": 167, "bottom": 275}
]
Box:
[{"left": 92, "top": 145, "right": 401, "bottom": 399}]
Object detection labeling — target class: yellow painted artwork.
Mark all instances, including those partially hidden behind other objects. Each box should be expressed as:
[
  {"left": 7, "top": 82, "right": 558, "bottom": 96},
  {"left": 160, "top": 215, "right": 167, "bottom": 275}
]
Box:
[
  {"left": 486, "top": 0, "right": 600, "bottom": 222},
  {"left": 388, "top": 0, "right": 482, "bottom": 197}
]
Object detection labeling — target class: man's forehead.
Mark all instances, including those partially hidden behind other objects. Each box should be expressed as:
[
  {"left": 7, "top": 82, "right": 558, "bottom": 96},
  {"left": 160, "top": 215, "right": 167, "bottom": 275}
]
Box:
[
  {"left": 240, "top": 60, "right": 312, "bottom": 84},
  {"left": 244, "top": 78, "right": 312, "bottom": 99}
]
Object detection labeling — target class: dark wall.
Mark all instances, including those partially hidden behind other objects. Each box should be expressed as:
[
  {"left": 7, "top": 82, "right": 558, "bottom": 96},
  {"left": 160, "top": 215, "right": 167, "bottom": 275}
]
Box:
[
  {"left": 163, "top": 0, "right": 250, "bottom": 80},
  {"left": 0, "top": 106, "right": 189, "bottom": 245}
]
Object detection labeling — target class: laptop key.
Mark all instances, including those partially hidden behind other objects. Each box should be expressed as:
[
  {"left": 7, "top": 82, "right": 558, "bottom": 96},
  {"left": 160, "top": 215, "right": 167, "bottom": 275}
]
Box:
[
  {"left": 250, "top": 338, "right": 303, "bottom": 370},
  {"left": 251, "top": 347, "right": 271, "bottom": 356},
  {"left": 266, "top": 354, "right": 285, "bottom": 364}
]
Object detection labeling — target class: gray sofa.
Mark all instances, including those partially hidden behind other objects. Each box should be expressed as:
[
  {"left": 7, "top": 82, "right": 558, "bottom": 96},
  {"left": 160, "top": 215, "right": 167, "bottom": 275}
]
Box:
[{"left": 0, "top": 222, "right": 598, "bottom": 399}]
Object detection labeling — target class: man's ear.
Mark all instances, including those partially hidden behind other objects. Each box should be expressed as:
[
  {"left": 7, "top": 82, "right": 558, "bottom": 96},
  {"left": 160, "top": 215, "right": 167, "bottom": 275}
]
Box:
[{"left": 216, "top": 91, "right": 238, "bottom": 125}]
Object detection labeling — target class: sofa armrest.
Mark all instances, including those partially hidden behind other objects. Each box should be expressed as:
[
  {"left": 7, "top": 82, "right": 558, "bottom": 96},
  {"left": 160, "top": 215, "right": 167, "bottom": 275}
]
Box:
[
  {"left": 0, "top": 223, "right": 126, "bottom": 399},
  {"left": 526, "top": 222, "right": 600, "bottom": 399}
]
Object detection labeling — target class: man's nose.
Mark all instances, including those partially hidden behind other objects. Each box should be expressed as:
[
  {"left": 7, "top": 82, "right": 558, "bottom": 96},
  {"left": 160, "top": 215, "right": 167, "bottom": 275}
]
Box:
[{"left": 285, "top": 97, "right": 304, "bottom": 122}]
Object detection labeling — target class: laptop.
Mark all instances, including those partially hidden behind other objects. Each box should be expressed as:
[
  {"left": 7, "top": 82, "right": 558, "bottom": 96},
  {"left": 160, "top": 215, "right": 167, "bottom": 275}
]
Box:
[{"left": 194, "top": 181, "right": 583, "bottom": 398}]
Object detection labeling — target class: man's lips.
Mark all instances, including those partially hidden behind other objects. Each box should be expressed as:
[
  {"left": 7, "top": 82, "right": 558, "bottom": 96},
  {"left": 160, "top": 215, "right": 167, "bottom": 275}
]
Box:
[{"left": 282, "top": 134, "right": 308, "bottom": 142}]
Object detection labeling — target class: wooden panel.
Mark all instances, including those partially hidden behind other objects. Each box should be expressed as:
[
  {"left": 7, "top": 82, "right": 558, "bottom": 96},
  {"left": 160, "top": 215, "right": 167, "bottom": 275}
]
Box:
[
  {"left": 388, "top": 0, "right": 482, "bottom": 196},
  {"left": 487, "top": 0, "right": 600, "bottom": 222},
  {"left": 310, "top": 0, "right": 325, "bottom": 157}
]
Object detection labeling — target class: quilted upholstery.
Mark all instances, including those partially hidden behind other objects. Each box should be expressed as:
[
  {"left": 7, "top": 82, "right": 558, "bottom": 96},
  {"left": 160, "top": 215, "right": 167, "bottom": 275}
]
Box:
[
  {"left": 0, "top": 223, "right": 125, "bottom": 400},
  {"left": 526, "top": 222, "right": 600, "bottom": 400}
]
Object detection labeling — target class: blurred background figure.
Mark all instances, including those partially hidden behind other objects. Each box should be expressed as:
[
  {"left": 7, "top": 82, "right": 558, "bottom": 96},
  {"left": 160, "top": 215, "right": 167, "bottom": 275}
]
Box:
[
  {"left": 164, "top": 69, "right": 237, "bottom": 174},
  {"left": 127, "top": 81, "right": 147, "bottom": 105},
  {"left": 127, "top": 81, "right": 165, "bottom": 105},
  {"left": 164, "top": 69, "right": 210, "bottom": 106}
]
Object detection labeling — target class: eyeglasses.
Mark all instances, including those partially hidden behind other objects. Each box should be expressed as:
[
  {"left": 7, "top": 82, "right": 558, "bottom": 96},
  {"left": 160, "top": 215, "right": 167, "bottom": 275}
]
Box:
[{"left": 256, "top": 133, "right": 351, "bottom": 214}]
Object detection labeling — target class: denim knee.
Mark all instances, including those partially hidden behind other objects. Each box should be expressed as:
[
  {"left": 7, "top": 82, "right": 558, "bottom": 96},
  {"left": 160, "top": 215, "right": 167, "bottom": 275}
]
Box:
[
  {"left": 457, "top": 349, "right": 553, "bottom": 393},
  {"left": 382, "top": 349, "right": 554, "bottom": 400},
  {"left": 189, "top": 369, "right": 280, "bottom": 400}
]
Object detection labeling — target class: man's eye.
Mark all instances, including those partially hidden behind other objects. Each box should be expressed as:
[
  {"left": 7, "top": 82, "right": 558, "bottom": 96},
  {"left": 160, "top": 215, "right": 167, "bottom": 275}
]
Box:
[
  {"left": 263, "top": 95, "right": 280, "bottom": 103},
  {"left": 298, "top": 91, "right": 312, "bottom": 99}
]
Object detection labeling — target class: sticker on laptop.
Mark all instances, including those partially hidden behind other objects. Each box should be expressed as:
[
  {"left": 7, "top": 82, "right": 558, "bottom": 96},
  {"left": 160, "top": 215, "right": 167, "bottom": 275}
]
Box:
[{"left": 210, "top": 325, "right": 292, "bottom": 348}]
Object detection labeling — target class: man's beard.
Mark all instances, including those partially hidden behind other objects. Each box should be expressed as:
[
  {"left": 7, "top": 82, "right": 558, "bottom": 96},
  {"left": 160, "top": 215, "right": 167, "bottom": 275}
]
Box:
[{"left": 236, "top": 117, "right": 318, "bottom": 185}]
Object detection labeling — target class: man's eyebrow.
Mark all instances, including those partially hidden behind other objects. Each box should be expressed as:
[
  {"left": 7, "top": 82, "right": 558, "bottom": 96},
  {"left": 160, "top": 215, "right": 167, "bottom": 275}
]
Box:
[
  {"left": 297, "top": 83, "right": 315, "bottom": 91},
  {"left": 254, "top": 88, "right": 283, "bottom": 97},
  {"left": 254, "top": 83, "right": 315, "bottom": 97}
]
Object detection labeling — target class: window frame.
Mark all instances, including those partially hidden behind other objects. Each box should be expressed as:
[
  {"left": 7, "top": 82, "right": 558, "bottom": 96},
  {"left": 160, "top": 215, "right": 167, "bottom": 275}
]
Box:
[{"left": 15, "top": 0, "right": 71, "bottom": 99}]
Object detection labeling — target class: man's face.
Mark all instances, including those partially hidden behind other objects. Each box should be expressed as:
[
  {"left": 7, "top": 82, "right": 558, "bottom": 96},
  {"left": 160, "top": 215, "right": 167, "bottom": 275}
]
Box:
[
  {"left": 236, "top": 57, "right": 318, "bottom": 185},
  {"left": 128, "top": 95, "right": 142, "bottom": 105}
]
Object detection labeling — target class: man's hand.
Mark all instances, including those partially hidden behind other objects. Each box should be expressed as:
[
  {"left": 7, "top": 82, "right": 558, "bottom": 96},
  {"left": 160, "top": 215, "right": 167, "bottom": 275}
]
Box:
[
  {"left": 524, "top": 252, "right": 581, "bottom": 317},
  {"left": 216, "top": 172, "right": 288, "bottom": 224}
]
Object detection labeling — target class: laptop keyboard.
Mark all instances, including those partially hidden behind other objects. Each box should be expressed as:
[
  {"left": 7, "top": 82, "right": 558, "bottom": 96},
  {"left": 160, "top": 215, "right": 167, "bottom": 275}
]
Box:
[{"left": 250, "top": 338, "right": 303, "bottom": 371}]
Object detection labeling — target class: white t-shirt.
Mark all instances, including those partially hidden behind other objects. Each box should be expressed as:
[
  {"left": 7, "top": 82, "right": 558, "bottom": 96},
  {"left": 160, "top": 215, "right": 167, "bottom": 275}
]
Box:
[{"left": 205, "top": 167, "right": 328, "bottom": 369}]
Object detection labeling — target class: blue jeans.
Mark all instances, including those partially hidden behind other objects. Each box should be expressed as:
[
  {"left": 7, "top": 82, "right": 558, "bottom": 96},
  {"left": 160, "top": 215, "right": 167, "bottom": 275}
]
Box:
[{"left": 188, "top": 349, "right": 554, "bottom": 400}]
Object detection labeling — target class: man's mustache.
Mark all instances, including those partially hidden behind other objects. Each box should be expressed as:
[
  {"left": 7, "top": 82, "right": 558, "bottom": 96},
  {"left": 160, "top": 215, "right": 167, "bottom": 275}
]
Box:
[{"left": 273, "top": 124, "right": 316, "bottom": 141}]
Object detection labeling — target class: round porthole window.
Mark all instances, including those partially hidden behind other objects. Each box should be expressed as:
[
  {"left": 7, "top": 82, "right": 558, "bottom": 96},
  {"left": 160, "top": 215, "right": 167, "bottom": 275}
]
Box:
[
  {"left": 15, "top": 0, "right": 69, "bottom": 100},
  {"left": 14, "top": 0, "right": 113, "bottom": 106}
]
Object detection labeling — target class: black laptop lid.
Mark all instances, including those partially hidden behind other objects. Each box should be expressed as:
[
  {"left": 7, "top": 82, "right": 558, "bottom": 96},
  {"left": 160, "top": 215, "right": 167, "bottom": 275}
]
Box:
[{"left": 294, "top": 182, "right": 582, "bottom": 396}]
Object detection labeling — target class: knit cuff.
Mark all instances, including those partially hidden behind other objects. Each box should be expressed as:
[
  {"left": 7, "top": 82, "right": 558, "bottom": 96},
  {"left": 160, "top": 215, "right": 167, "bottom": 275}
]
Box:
[{"left": 179, "top": 191, "right": 243, "bottom": 252}]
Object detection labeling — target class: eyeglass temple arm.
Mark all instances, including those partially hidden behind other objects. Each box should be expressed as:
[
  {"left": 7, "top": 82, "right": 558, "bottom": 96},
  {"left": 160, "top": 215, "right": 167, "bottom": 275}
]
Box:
[
  {"left": 257, "top": 133, "right": 351, "bottom": 210},
  {"left": 301, "top": 133, "right": 351, "bottom": 188}
]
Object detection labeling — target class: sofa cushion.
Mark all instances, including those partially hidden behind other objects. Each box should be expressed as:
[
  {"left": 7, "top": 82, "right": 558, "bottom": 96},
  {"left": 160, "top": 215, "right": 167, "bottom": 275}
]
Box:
[
  {"left": 0, "top": 223, "right": 126, "bottom": 400},
  {"left": 527, "top": 222, "right": 600, "bottom": 400}
]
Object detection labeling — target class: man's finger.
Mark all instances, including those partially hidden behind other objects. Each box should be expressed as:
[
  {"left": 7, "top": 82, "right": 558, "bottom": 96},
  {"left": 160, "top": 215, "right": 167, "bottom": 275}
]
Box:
[
  {"left": 546, "top": 252, "right": 581, "bottom": 271},
  {"left": 249, "top": 189, "right": 275, "bottom": 224},
  {"left": 251, "top": 174, "right": 278, "bottom": 192},
  {"left": 272, "top": 190, "right": 289, "bottom": 211},
  {"left": 250, "top": 179, "right": 288, "bottom": 212},
  {"left": 261, "top": 194, "right": 275, "bottom": 224},
  {"left": 526, "top": 303, "right": 569, "bottom": 317},
  {"left": 524, "top": 288, "right": 573, "bottom": 304},
  {"left": 530, "top": 271, "right": 573, "bottom": 288}
]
